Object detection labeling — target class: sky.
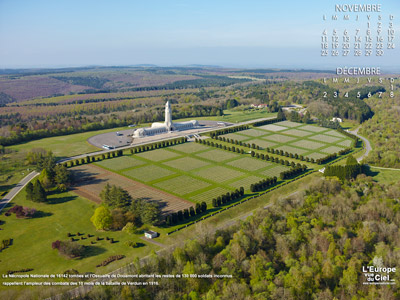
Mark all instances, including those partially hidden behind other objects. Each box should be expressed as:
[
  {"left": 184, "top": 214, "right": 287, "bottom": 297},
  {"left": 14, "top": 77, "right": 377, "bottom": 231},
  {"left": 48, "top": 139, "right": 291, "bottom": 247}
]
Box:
[{"left": 0, "top": 0, "right": 399, "bottom": 70}]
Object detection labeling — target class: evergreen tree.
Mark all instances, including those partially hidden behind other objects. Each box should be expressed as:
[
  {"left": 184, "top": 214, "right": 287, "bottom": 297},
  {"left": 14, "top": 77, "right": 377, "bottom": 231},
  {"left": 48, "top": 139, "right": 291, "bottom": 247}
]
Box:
[
  {"left": 26, "top": 182, "right": 34, "bottom": 201},
  {"left": 32, "top": 180, "right": 47, "bottom": 202},
  {"left": 277, "top": 107, "right": 286, "bottom": 120}
]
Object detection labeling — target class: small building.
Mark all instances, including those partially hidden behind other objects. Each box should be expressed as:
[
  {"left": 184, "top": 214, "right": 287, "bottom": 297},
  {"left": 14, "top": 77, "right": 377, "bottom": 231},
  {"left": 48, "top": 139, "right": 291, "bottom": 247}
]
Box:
[
  {"left": 331, "top": 117, "right": 343, "bottom": 123},
  {"left": 144, "top": 230, "right": 159, "bottom": 239}
]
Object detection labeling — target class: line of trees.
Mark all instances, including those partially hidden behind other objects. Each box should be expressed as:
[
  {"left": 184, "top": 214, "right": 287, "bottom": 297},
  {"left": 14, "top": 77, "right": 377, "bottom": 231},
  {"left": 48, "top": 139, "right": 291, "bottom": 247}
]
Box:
[
  {"left": 210, "top": 133, "right": 351, "bottom": 165},
  {"left": 64, "top": 137, "right": 187, "bottom": 168},
  {"left": 165, "top": 202, "right": 208, "bottom": 226},
  {"left": 196, "top": 137, "right": 306, "bottom": 169},
  {"left": 209, "top": 125, "right": 249, "bottom": 138},
  {"left": 250, "top": 177, "right": 277, "bottom": 192},
  {"left": 212, "top": 188, "right": 244, "bottom": 207},
  {"left": 324, "top": 156, "right": 364, "bottom": 180},
  {"left": 252, "top": 115, "right": 283, "bottom": 127},
  {"left": 279, "top": 165, "right": 308, "bottom": 180}
]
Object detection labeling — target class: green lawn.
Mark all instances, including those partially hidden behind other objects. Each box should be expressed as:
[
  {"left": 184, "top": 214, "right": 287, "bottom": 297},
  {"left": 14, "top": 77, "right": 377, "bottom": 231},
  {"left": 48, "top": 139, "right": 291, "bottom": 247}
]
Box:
[
  {"left": 94, "top": 142, "right": 296, "bottom": 204},
  {"left": 367, "top": 167, "right": 400, "bottom": 184},
  {"left": 0, "top": 189, "right": 159, "bottom": 279},
  {"left": 7, "top": 126, "right": 132, "bottom": 158}
]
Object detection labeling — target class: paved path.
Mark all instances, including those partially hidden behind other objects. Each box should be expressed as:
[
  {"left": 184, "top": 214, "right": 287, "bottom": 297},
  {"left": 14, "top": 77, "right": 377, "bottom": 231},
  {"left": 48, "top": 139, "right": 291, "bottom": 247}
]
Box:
[
  {"left": 0, "top": 171, "right": 39, "bottom": 213},
  {"left": 140, "top": 236, "right": 165, "bottom": 247},
  {"left": 369, "top": 165, "right": 400, "bottom": 171},
  {"left": 349, "top": 126, "right": 372, "bottom": 163}
]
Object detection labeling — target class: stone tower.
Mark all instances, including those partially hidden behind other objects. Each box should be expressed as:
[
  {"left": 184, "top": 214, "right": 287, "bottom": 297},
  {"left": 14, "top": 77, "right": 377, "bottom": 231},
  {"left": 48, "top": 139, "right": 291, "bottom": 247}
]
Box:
[{"left": 165, "top": 101, "right": 174, "bottom": 131}]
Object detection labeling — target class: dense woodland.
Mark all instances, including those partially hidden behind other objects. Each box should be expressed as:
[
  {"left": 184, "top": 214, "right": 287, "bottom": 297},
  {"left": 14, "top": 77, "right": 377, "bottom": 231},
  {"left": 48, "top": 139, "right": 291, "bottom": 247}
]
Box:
[
  {"left": 0, "top": 68, "right": 379, "bottom": 148},
  {"left": 359, "top": 93, "right": 400, "bottom": 168},
  {"left": 73, "top": 176, "right": 400, "bottom": 300}
]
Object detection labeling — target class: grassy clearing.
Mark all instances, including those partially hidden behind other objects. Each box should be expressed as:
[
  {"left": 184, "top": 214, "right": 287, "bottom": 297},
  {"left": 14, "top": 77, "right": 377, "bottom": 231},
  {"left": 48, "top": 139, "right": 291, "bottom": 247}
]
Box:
[
  {"left": 283, "top": 128, "right": 313, "bottom": 137},
  {"left": 136, "top": 148, "right": 181, "bottom": 162},
  {"left": 291, "top": 140, "right": 326, "bottom": 150},
  {"left": 95, "top": 156, "right": 145, "bottom": 171},
  {"left": 123, "top": 165, "right": 176, "bottom": 182},
  {"left": 0, "top": 189, "right": 159, "bottom": 278},
  {"left": 193, "top": 166, "right": 245, "bottom": 183},
  {"left": 163, "top": 157, "right": 210, "bottom": 171},
  {"left": 367, "top": 167, "right": 400, "bottom": 184},
  {"left": 264, "top": 134, "right": 297, "bottom": 143},
  {"left": 227, "top": 157, "right": 272, "bottom": 171},
  {"left": 320, "top": 145, "right": 346, "bottom": 154},
  {"left": 7, "top": 126, "right": 132, "bottom": 159},
  {"left": 195, "top": 149, "right": 239, "bottom": 162},
  {"left": 309, "top": 134, "right": 341, "bottom": 144},
  {"left": 154, "top": 175, "right": 211, "bottom": 196},
  {"left": 219, "top": 121, "right": 353, "bottom": 161}
]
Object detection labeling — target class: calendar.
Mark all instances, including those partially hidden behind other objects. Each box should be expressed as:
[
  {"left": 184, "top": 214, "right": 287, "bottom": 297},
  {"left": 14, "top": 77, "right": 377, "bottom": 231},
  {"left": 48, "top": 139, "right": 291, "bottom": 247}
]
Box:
[{"left": 320, "top": 2, "right": 398, "bottom": 98}]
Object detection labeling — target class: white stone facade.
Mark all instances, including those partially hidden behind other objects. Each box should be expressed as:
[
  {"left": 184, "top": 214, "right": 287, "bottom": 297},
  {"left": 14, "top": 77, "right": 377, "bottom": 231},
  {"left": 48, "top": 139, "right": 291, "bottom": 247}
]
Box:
[{"left": 133, "top": 101, "right": 198, "bottom": 138}]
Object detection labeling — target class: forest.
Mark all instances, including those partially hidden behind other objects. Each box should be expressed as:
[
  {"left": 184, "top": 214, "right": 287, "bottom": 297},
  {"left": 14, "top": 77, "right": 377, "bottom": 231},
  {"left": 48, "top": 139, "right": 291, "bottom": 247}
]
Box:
[
  {"left": 72, "top": 176, "right": 400, "bottom": 300},
  {"left": 359, "top": 93, "right": 400, "bottom": 168}
]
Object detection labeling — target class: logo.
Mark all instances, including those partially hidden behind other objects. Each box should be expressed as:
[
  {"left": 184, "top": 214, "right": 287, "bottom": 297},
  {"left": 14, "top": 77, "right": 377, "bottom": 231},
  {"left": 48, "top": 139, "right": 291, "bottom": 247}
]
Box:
[{"left": 362, "top": 257, "right": 396, "bottom": 285}]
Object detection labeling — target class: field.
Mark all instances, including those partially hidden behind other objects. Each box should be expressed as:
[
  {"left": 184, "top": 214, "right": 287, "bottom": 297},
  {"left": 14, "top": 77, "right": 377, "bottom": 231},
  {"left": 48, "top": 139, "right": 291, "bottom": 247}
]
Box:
[
  {"left": 93, "top": 143, "right": 291, "bottom": 206},
  {"left": 219, "top": 121, "right": 353, "bottom": 159},
  {"left": 71, "top": 164, "right": 193, "bottom": 214}
]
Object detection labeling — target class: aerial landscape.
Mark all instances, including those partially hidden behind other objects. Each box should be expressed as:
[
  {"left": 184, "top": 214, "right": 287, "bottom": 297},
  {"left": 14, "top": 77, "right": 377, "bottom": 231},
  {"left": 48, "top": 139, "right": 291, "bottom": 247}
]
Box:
[{"left": 0, "top": 1, "right": 400, "bottom": 300}]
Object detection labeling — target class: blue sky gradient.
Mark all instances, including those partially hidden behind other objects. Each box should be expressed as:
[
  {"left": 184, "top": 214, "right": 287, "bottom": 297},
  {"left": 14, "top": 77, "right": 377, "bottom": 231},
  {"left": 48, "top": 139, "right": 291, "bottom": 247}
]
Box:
[{"left": 0, "top": 0, "right": 399, "bottom": 70}]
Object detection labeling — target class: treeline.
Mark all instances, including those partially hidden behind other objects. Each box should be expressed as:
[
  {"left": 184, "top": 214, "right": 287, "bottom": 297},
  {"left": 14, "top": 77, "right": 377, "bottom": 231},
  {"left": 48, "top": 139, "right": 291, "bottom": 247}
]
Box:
[
  {"left": 324, "top": 156, "right": 364, "bottom": 180},
  {"left": 209, "top": 125, "right": 249, "bottom": 138},
  {"left": 212, "top": 188, "right": 245, "bottom": 207},
  {"left": 359, "top": 94, "right": 400, "bottom": 168},
  {"left": 250, "top": 177, "right": 277, "bottom": 192},
  {"left": 0, "top": 104, "right": 215, "bottom": 146},
  {"left": 51, "top": 76, "right": 110, "bottom": 89},
  {"left": 0, "top": 92, "right": 14, "bottom": 107},
  {"left": 280, "top": 165, "right": 307, "bottom": 179},
  {"left": 166, "top": 202, "right": 207, "bottom": 226},
  {"left": 63, "top": 137, "right": 187, "bottom": 168},
  {"left": 196, "top": 138, "right": 307, "bottom": 171},
  {"left": 302, "top": 81, "right": 374, "bottom": 122},
  {"left": 252, "top": 116, "right": 282, "bottom": 127}
]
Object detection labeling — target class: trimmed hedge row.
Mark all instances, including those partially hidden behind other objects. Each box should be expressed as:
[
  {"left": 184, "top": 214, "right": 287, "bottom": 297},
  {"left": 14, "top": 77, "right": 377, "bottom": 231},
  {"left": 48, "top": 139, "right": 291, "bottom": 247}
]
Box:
[{"left": 65, "top": 137, "right": 187, "bottom": 168}]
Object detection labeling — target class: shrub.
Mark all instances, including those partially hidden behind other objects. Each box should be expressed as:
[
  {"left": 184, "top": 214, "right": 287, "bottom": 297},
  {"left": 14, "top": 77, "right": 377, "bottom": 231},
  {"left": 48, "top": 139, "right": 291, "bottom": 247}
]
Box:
[
  {"left": 96, "top": 255, "right": 125, "bottom": 267},
  {"left": 126, "top": 241, "right": 138, "bottom": 248},
  {"left": 122, "top": 222, "right": 137, "bottom": 235},
  {"left": 52, "top": 240, "right": 85, "bottom": 258}
]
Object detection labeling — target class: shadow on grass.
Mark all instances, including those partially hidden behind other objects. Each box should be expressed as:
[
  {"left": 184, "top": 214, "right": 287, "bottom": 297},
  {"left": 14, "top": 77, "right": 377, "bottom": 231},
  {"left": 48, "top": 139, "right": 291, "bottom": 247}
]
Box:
[
  {"left": 0, "top": 184, "right": 17, "bottom": 194},
  {"left": 46, "top": 195, "right": 77, "bottom": 205},
  {"left": 134, "top": 242, "right": 145, "bottom": 248},
  {"left": 363, "top": 165, "right": 379, "bottom": 178},
  {"left": 34, "top": 211, "right": 53, "bottom": 218},
  {"left": 82, "top": 245, "right": 107, "bottom": 259}
]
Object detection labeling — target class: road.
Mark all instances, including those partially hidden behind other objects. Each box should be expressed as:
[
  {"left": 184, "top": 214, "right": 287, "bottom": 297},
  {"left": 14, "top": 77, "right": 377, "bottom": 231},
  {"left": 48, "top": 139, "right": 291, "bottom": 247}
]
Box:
[
  {"left": 0, "top": 171, "right": 39, "bottom": 213},
  {"left": 349, "top": 126, "right": 372, "bottom": 163}
]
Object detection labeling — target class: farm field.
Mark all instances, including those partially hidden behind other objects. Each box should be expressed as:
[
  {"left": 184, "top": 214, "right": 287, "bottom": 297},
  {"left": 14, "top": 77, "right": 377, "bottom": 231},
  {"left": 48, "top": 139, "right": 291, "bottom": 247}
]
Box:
[
  {"left": 71, "top": 164, "right": 193, "bottom": 214},
  {"left": 220, "top": 121, "right": 354, "bottom": 159},
  {"left": 93, "top": 142, "right": 291, "bottom": 206}
]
